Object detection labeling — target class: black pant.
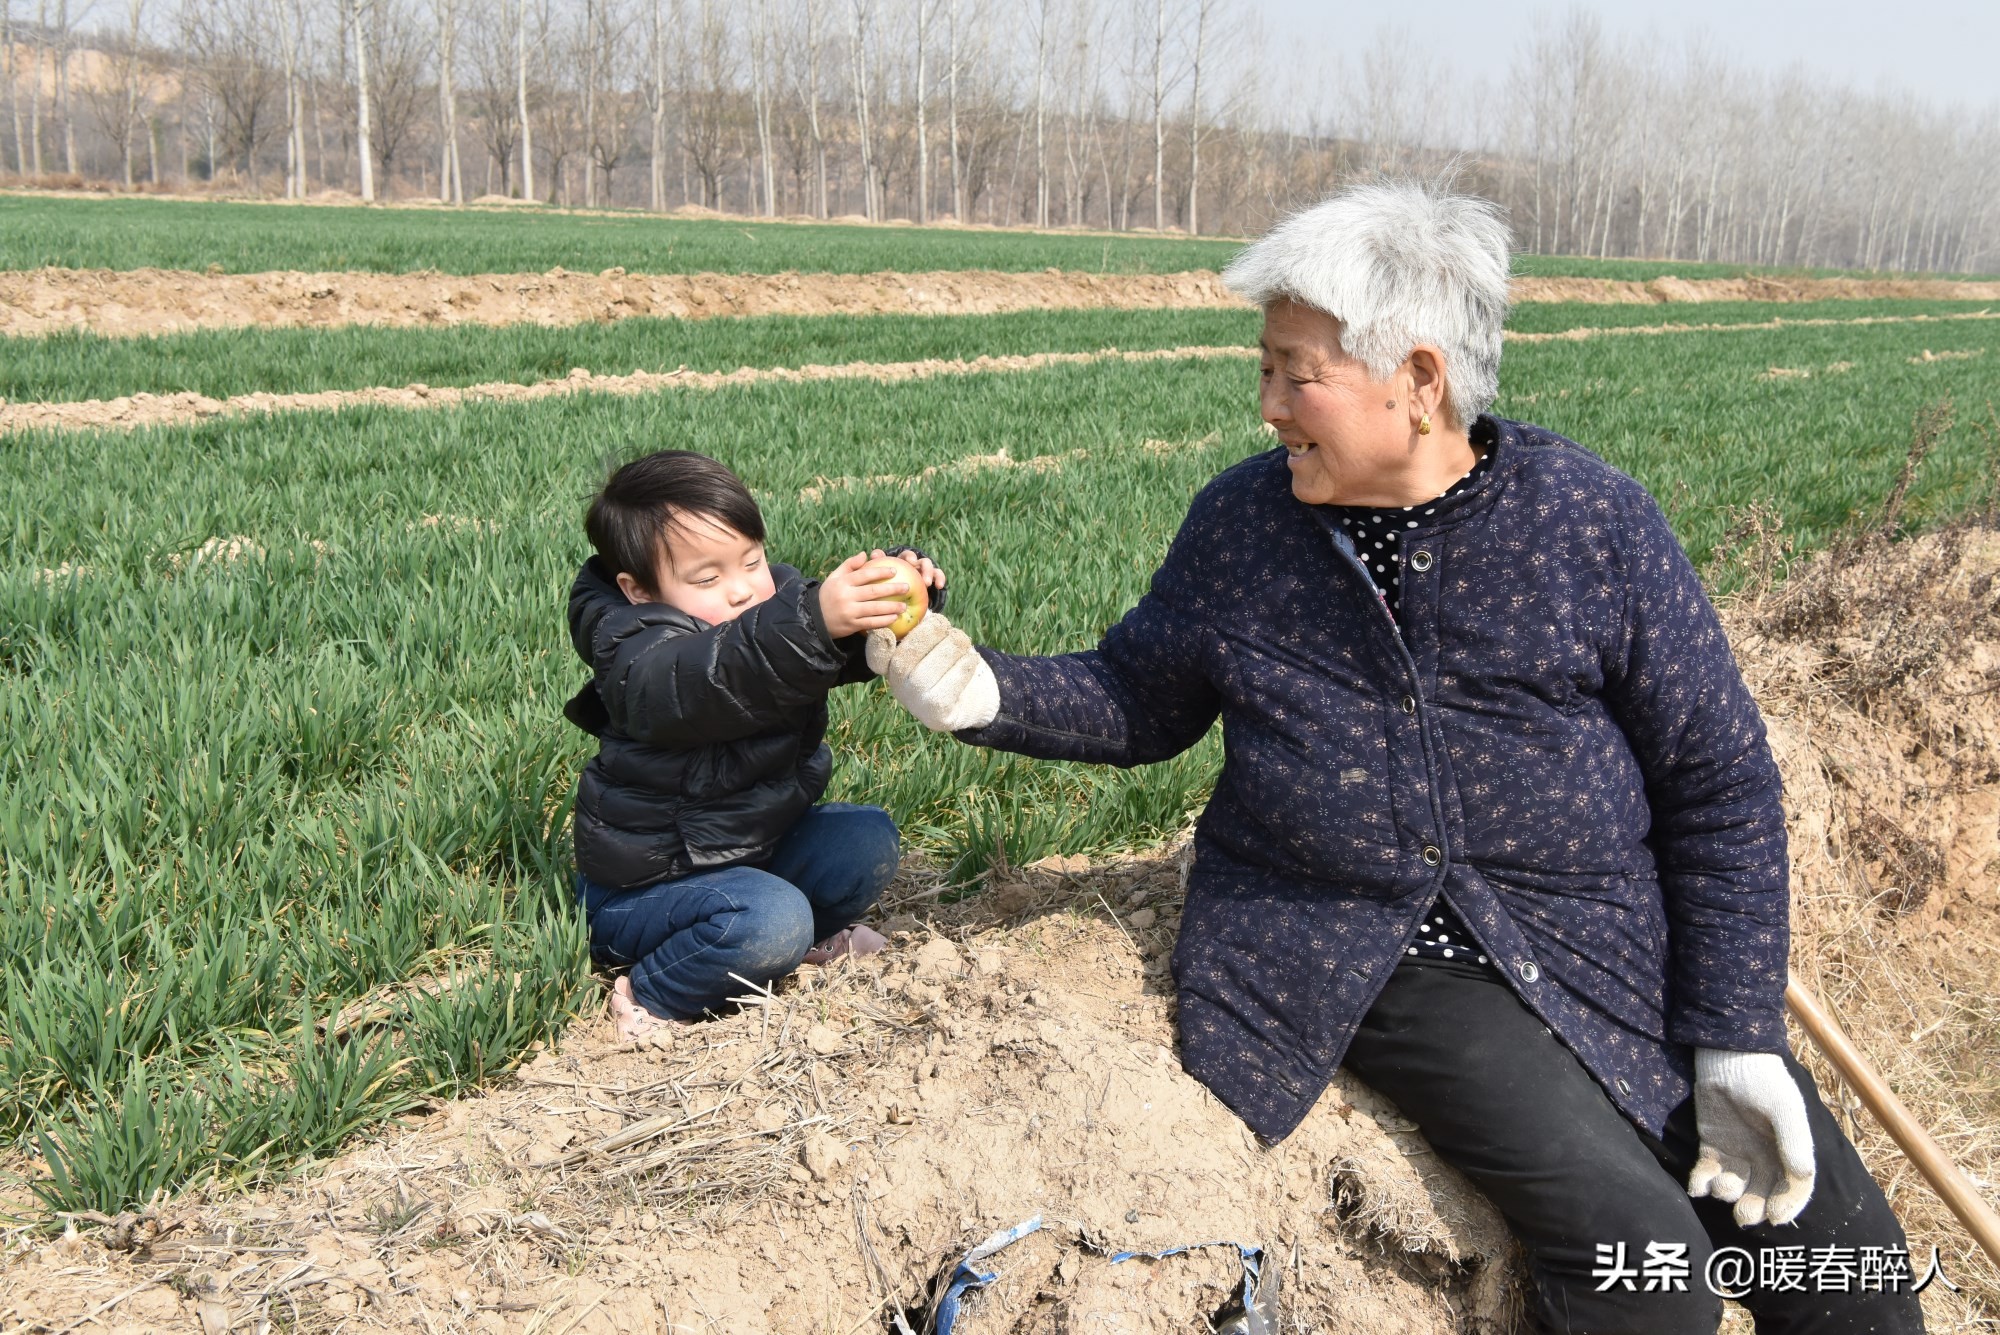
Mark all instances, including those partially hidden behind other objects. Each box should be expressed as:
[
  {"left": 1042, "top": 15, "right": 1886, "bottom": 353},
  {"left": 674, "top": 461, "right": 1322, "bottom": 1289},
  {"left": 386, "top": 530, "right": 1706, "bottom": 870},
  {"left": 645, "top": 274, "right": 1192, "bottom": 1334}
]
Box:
[{"left": 1342, "top": 955, "right": 1926, "bottom": 1335}]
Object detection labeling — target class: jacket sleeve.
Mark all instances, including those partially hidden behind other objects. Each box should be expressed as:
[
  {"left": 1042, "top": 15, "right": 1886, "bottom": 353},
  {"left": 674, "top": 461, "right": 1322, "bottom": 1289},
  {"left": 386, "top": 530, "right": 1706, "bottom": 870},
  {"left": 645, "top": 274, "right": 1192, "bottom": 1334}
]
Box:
[
  {"left": 834, "top": 629, "right": 877, "bottom": 685},
  {"left": 1603, "top": 489, "right": 1790, "bottom": 1054},
  {"left": 594, "top": 573, "right": 851, "bottom": 749},
  {"left": 954, "top": 508, "right": 1221, "bottom": 767}
]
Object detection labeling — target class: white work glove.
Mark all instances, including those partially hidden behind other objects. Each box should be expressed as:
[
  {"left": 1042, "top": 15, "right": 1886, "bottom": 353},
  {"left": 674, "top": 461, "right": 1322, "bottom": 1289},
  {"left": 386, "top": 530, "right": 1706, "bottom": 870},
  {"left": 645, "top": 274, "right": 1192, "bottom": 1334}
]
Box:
[
  {"left": 1687, "top": 1048, "right": 1816, "bottom": 1226},
  {"left": 865, "top": 613, "right": 1000, "bottom": 733}
]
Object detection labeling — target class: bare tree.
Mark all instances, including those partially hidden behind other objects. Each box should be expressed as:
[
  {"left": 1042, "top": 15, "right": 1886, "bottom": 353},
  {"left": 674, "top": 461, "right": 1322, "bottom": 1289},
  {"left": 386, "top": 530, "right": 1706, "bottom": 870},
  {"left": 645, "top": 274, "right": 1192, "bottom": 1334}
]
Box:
[
  {"left": 846, "top": 0, "right": 874, "bottom": 216},
  {"left": 274, "top": 0, "right": 307, "bottom": 197},
  {"left": 644, "top": 0, "right": 668, "bottom": 208},
  {"left": 945, "top": 0, "right": 962, "bottom": 217},
  {"left": 515, "top": 0, "right": 532, "bottom": 196},
  {"left": 464, "top": 0, "right": 520, "bottom": 195},
  {"left": 534, "top": 1, "right": 585, "bottom": 202},
  {"left": 3, "top": 0, "right": 20, "bottom": 174},
  {"left": 79, "top": 0, "right": 153, "bottom": 187},
  {"left": 353, "top": 0, "right": 374, "bottom": 198},
  {"left": 801, "top": 0, "right": 828, "bottom": 215},
  {"left": 56, "top": 0, "right": 73, "bottom": 174},
  {"left": 747, "top": 0, "right": 774, "bottom": 213},
  {"left": 913, "top": 0, "right": 930, "bottom": 221},
  {"left": 0, "top": 0, "right": 1991, "bottom": 264},
  {"left": 1148, "top": 0, "right": 1166, "bottom": 227},
  {"left": 1028, "top": 0, "right": 1046, "bottom": 225},
  {"left": 1175, "top": 0, "right": 1217, "bottom": 231},
  {"left": 435, "top": 0, "right": 463, "bottom": 202},
  {"left": 360, "top": 0, "right": 425, "bottom": 189},
  {"left": 580, "top": 0, "right": 636, "bottom": 204},
  {"left": 28, "top": 0, "right": 44, "bottom": 174},
  {"left": 184, "top": 0, "right": 281, "bottom": 186},
  {"left": 682, "top": 0, "right": 734, "bottom": 206}
]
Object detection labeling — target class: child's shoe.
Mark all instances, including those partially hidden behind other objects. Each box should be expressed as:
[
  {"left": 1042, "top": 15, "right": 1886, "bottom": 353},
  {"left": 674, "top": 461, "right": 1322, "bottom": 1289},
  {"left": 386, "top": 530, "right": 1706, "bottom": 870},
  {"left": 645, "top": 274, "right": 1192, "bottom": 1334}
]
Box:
[
  {"left": 803, "top": 924, "right": 889, "bottom": 966},
  {"left": 609, "top": 974, "right": 689, "bottom": 1040}
]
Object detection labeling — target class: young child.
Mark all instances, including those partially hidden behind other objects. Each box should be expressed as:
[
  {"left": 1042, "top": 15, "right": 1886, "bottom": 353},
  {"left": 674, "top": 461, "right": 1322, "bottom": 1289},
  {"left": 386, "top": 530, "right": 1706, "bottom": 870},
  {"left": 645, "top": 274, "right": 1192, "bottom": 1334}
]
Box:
[{"left": 564, "top": 449, "right": 944, "bottom": 1038}]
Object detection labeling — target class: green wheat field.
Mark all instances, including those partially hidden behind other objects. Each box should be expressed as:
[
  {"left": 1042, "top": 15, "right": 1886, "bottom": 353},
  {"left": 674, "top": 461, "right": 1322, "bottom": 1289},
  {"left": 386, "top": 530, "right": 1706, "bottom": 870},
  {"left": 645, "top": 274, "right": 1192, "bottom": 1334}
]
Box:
[{"left": 4, "top": 194, "right": 1998, "bottom": 1215}]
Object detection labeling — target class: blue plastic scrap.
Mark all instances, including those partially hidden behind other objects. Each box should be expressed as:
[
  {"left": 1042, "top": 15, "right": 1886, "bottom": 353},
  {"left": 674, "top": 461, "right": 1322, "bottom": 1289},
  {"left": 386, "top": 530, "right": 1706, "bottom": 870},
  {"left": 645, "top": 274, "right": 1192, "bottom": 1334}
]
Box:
[
  {"left": 1110, "top": 1240, "right": 1275, "bottom": 1334},
  {"left": 930, "top": 1215, "right": 1044, "bottom": 1335},
  {"left": 925, "top": 1221, "right": 1276, "bottom": 1335}
]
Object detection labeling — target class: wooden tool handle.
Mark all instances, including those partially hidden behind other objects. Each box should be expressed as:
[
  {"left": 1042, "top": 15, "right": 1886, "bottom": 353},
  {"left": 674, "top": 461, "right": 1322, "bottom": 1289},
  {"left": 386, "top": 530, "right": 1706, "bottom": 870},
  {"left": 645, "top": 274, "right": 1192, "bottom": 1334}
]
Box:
[{"left": 1786, "top": 978, "right": 2000, "bottom": 1269}]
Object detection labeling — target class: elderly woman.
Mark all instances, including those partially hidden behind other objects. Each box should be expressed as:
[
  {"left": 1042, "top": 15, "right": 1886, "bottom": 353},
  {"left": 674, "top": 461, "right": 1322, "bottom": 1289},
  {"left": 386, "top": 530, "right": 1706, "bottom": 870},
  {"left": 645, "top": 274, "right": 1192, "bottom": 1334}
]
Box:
[{"left": 870, "top": 182, "right": 1925, "bottom": 1333}]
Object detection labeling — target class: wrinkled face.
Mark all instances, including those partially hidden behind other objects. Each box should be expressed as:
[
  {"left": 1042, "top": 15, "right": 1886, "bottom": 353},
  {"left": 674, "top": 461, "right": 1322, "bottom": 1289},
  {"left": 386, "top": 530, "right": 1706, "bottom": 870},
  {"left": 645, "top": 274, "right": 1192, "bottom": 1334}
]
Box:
[
  {"left": 1258, "top": 299, "right": 1420, "bottom": 507},
  {"left": 618, "top": 513, "right": 777, "bottom": 623}
]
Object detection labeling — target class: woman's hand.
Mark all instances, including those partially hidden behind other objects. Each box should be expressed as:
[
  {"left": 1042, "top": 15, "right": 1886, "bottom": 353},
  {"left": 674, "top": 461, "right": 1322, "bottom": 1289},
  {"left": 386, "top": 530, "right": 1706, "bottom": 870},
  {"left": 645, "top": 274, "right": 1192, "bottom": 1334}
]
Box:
[
  {"left": 1687, "top": 1049, "right": 1816, "bottom": 1226},
  {"left": 818, "top": 553, "right": 914, "bottom": 639},
  {"left": 865, "top": 613, "right": 999, "bottom": 732}
]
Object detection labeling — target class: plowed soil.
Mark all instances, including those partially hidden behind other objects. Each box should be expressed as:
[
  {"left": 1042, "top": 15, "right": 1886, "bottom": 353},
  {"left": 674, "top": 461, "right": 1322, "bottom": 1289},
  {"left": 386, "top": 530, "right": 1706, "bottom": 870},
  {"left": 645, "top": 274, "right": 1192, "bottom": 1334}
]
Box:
[
  {"left": 4, "top": 266, "right": 1999, "bottom": 339},
  {"left": 3, "top": 527, "right": 1997, "bottom": 1333},
  {"left": 0, "top": 267, "right": 1240, "bottom": 338}
]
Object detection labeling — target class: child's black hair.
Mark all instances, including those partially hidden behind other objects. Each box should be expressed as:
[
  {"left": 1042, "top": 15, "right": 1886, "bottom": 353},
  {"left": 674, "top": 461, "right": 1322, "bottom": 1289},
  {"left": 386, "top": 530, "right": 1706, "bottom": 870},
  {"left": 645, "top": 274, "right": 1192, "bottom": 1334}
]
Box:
[{"left": 585, "top": 450, "right": 766, "bottom": 593}]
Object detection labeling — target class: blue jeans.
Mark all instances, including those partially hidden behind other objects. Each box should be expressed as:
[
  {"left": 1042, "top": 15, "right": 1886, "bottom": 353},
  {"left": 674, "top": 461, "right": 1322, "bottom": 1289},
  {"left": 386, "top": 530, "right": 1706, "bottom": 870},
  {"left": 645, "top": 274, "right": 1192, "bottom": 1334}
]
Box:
[{"left": 574, "top": 803, "right": 899, "bottom": 1021}]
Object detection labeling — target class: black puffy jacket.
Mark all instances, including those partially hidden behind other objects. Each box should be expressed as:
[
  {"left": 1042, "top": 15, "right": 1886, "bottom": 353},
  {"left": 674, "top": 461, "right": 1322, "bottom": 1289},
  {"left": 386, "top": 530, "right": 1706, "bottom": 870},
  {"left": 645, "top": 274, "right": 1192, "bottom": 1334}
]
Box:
[{"left": 563, "top": 557, "right": 876, "bottom": 889}]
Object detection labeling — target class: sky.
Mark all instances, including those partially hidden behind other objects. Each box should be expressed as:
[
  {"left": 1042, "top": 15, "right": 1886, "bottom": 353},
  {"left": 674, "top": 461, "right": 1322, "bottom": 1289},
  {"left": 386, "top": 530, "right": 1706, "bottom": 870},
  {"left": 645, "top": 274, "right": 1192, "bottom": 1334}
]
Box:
[{"left": 1262, "top": 0, "right": 2000, "bottom": 112}]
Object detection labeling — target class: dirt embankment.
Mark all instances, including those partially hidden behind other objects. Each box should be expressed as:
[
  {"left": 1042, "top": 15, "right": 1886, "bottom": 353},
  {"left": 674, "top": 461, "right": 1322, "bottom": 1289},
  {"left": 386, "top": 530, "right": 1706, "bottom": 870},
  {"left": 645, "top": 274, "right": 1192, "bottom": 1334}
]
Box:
[
  {"left": 2, "top": 266, "right": 1998, "bottom": 339},
  {"left": 5, "top": 527, "right": 2000, "bottom": 1334},
  {"left": 1513, "top": 274, "right": 2000, "bottom": 305},
  {"left": 0, "top": 267, "right": 1243, "bottom": 338}
]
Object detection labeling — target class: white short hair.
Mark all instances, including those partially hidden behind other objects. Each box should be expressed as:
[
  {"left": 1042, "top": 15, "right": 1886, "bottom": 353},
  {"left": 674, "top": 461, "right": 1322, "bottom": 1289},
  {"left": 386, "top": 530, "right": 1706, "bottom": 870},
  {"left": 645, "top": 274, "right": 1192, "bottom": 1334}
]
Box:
[{"left": 1222, "top": 181, "right": 1512, "bottom": 427}]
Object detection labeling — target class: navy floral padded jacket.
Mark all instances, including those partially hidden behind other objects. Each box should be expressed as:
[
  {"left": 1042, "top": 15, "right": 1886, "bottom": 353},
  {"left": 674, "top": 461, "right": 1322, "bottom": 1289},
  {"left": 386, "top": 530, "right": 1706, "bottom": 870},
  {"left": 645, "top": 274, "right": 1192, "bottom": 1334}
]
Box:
[{"left": 957, "top": 416, "right": 1789, "bottom": 1142}]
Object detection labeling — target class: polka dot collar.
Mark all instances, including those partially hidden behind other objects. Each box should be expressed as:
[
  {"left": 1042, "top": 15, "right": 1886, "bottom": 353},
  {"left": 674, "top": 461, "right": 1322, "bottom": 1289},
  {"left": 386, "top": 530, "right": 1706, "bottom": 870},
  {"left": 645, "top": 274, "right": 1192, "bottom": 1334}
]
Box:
[{"left": 1329, "top": 448, "right": 1494, "bottom": 597}]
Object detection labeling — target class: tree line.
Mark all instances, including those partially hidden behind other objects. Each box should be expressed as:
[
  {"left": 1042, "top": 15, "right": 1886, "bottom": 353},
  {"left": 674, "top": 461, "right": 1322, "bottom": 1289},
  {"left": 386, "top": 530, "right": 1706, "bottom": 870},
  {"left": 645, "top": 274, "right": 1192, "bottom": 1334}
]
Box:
[{"left": 2, "top": 1, "right": 1996, "bottom": 272}]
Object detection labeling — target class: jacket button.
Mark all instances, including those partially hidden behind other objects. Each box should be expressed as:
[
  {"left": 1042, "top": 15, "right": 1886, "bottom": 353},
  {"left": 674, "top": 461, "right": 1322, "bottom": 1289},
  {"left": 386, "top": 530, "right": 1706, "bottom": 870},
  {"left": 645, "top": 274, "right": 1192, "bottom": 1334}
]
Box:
[
  {"left": 1400, "top": 694, "right": 1417, "bottom": 715},
  {"left": 1616, "top": 1078, "right": 1633, "bottom": 1095},
  {"left": 1517, "top": 959, "right": 1540, "bottom": 983},
  {"left": 1409, "top": 549, "right": 1434, "bottom": 572},
  {"left": 1421, "top": 845, "right": 1442, "bottom": 867}
]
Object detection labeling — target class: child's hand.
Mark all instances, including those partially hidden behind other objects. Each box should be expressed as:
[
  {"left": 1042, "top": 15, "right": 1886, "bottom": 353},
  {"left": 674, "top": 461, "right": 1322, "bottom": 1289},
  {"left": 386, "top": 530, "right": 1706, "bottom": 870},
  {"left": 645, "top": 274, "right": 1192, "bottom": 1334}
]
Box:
[
  {"left": 871, "top": 548, "right": 947, "bottom": 604},
  {"left": 819, "top": 553, "right": 915, "bottom": 639}
]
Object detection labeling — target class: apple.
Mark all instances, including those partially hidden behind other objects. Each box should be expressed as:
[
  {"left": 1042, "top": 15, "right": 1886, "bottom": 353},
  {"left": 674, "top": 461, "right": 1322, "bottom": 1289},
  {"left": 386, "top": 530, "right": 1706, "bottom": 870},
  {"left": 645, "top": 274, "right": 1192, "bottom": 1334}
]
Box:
[{"left": 866, "top": 554, "right": 930, "bottom": 639}]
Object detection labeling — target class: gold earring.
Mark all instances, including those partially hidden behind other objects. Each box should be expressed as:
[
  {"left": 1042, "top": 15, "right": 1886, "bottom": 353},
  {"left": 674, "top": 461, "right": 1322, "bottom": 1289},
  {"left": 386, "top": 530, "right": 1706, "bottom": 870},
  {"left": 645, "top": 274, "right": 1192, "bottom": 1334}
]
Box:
[{"left": 1418, "top": 413, "right": 1432, "bottom": 436}]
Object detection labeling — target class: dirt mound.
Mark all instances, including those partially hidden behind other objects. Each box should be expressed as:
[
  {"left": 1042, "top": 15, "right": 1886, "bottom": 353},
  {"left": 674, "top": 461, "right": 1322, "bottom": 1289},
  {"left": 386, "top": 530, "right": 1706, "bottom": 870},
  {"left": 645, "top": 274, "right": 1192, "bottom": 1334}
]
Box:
[
  {"left": 0, "top": 852, "right": 1519, "bottom": 1334},
  {"left": 6, "top": 521, "right": 2000, "bottom": 1332},
  {"left": 4, "top": 267, "right": 1998, "bottom": 340},
  {"left": 0, "top": 267, "right": 1243, "bottom": 339},
  {"left": 1511, "top": 274, "right": 2000, "bottom": 305},
  {"left": 1716, "top": 519, "right": 2000, "bottom": 1326}
]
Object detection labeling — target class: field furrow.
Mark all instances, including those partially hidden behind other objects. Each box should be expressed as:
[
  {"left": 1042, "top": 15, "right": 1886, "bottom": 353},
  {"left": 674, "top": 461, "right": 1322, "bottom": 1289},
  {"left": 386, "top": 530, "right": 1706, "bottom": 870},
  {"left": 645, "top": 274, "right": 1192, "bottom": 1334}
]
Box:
[
  {"left": 0, "top": 307, "right": 1262, "bottom": 404},
  {"left": 0, "top": 344, "right": 1257, "bottom": 434},
  {"left": 1505, "top": 308, "right": 2000, "bottom": 343},
  {"left": 11, "top": 301, "right": 1996, "bottom": 408},
  {"left": 8, "top": 309, "right": 1998, "bottom": 435},
  {"left": 6, "top": 265, "right": 2000, "bottom": 339}
]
